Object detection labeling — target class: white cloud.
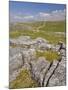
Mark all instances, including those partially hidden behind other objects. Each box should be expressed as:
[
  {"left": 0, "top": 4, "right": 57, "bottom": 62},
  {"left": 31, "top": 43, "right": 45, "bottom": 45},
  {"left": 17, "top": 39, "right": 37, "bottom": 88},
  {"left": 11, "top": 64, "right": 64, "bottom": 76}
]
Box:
[
  {"left": 10, "top": 9, "right": 66, "bottom": 22},
  {"left": 10, "top": 14, "right": 34, "bottom": 22},
  {"left": 51, "top": 9, "right": 66, "bottom": 21},
  {"left": 39, "top": 12, "right": 50, "bottom": 17},
  {"left": 52, "top": 9, "right": 66, "bottom": 14},
  {"left": 23, "top": 15, "right": 34, "bottom": 19},
  {"left": 52, "top": 10, "right": 60, "bottom": 13},
  {"left": 13, "top": 15, "right": 34, "bottom": 20},
  {"left": 14, "top": 16, "right": 22, "bottom": 19},
  {"left": 37, "top": 9, "right": 66, "bottom": 21}
]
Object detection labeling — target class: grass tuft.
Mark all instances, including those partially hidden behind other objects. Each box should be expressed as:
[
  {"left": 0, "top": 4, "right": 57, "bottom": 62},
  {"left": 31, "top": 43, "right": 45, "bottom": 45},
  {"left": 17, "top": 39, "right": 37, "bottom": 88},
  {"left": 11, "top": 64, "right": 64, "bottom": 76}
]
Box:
[
  {"left": 9, "top": 69, "right": 38, "bottom": 89},
  {"left": 36, "top": 50, "right": 61, "bottom": 62}
]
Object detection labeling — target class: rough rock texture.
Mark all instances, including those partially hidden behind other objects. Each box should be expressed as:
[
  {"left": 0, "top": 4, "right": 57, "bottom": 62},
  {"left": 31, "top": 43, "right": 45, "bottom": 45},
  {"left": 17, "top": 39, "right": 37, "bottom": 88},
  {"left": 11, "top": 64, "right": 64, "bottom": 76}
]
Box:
[
  {"left": 48, "top": 56, "right": 66, "bottom": 86},
  {"left": 43, "top": 60, "right": 59, "bottom": 86},
  {"left": 30, "top": 57, "right": 50, "bottom": 86},
  {"left": 9, "top": 47, "right": 36, "bottom": 82},
  {"left": 9, "top": 53, "right": 23, "bottom": 73},
  {"left": 48, "top": 66, "right": 66, "bottom": 86},
  {"left": 9, "top": 36, "right": 66, "bottom": 87},
  {"left": 10, "top": 36, "right": 52, "bottom": 50}
]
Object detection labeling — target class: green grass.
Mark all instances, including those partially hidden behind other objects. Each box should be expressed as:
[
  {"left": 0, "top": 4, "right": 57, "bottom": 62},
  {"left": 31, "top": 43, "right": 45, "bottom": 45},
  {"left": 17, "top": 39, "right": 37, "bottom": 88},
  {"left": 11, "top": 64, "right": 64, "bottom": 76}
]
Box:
[
  {"left": 10, "top": 21, "right": 65, "bottom": 32},
  {"left": 9, "top": 21, "right": 66, "bottom": 44},
  {"left": 39, "top": 21, "right": 66, "bottom": 32},
  {"left": 36, "top": 50, "right": 61, "bottom": 62},
  {"left": 9, "top": 69, "right": 38, "bottom": 89},
  {"left": 10, "top": 29, "right": 65, "bottom": 44}
]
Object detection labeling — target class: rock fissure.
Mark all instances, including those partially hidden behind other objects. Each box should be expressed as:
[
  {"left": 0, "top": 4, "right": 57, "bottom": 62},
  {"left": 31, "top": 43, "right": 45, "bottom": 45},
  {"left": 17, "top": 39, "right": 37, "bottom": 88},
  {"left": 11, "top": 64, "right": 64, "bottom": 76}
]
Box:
[
  {"left": 42, "top": 62, "right": 53, "bottom": 86},
  {"left": 9, "top": 36, "right": 66, "bottom": 87}
]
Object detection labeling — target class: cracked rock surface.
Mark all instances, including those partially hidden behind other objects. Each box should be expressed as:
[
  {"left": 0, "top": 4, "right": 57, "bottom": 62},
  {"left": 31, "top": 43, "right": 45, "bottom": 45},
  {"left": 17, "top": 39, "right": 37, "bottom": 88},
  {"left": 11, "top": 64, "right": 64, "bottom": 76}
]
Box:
[{"left": 9, "top": 36, "right": 66, "bottom": 87}]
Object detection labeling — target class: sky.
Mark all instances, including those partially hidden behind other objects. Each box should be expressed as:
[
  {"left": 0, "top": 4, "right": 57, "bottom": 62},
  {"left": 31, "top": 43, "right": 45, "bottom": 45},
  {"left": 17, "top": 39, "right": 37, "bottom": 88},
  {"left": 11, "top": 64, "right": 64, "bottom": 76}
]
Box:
[{"left": 9, "top": 1, "right": 66, "bottom": 22}]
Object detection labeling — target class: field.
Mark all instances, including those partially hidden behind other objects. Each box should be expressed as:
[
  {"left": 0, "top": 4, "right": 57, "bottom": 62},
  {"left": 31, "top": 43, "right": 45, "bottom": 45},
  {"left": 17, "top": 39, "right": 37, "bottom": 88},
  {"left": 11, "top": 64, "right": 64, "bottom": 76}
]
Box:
[{"left": 9, "top": 21, "right": 66, "bottom": 44}]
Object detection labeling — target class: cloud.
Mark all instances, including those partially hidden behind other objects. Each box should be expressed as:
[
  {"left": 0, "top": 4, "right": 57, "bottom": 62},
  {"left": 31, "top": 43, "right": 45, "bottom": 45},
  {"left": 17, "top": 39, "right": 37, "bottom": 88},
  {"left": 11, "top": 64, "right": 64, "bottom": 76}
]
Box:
[
  {"left": 10, "top": 9, "right": 66, "bottom": 22},
  {"left": 39, "top": 12, "right": 50, "bottom": 17},
  {"left": 51, "top": 9, "right": 66, "bottom": 21},
  {"left": 23, "top": 15, "right": 34, "bottom": 19},
  {"left": 37, "top": 9, "right": 66, "bottom": 21},
  {"left": 52, "top": 9, "right": 66, "bottom": 14},
  {"left": 10, "top": 13, "right": 34, "bottom": 22},
  {"left": 14, "top": 16, "right": 22, "bottom": 19}
]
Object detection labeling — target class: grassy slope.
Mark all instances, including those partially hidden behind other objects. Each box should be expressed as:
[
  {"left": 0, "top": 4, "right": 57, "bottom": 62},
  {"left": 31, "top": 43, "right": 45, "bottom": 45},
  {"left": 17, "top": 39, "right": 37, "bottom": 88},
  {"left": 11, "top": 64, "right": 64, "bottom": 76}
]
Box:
[
  {"left": 39, "top": 21, "right": 66, "bottom": 32},
  {"left": 9, "top": 21, "right": 66, "bottom": 44}
]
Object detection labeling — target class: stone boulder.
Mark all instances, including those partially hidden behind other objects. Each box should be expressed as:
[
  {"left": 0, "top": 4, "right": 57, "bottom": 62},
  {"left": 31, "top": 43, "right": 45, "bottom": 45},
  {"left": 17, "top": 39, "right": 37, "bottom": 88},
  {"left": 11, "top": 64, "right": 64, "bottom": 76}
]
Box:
[
  {"left": 44, "top": 60, "right": 59, "bottom": 86},
  {"left": 48, "top": 64, "right": 66, "bottom": 86},
  {"left": 48, "top": 56, "right": 66, "bottom": 86},
  {"left": 21, "top": 48, "right": 36, "bottom": 63},
  {"left": 30, "top": 57, "right": 50, "bottom": 86},
  {"left": 9, "top": 47, "right": 23, "bottom": 58},
  {"left": 9, "top": 53, "right": 23, "bottom": 74}
]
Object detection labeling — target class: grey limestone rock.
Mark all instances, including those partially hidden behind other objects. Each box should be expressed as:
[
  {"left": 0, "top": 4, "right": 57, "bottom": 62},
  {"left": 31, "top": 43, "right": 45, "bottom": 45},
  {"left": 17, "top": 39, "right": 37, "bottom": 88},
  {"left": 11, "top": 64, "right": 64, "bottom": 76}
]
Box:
[
  {"left": 44, "top": 60, "right": 59, "bottom": 86},
  {"left": 30, "top": 57, "right": 50, "bottom": 86},
  {"left": 9, "top": 36, "right": 66, "bottom": 87},
  {"left": 48, "top": 56, "right": 66, "bottom": 86},
  {"left": 9, "top": 53, "right": 23, "bottom": 74}
]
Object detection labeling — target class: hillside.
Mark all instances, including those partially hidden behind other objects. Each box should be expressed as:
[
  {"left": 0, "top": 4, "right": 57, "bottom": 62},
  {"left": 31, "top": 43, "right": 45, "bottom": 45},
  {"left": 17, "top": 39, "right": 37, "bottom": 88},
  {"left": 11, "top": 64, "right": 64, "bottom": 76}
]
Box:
[{"left": 9, "top": 21, "right": 66, "bottom": 44}]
